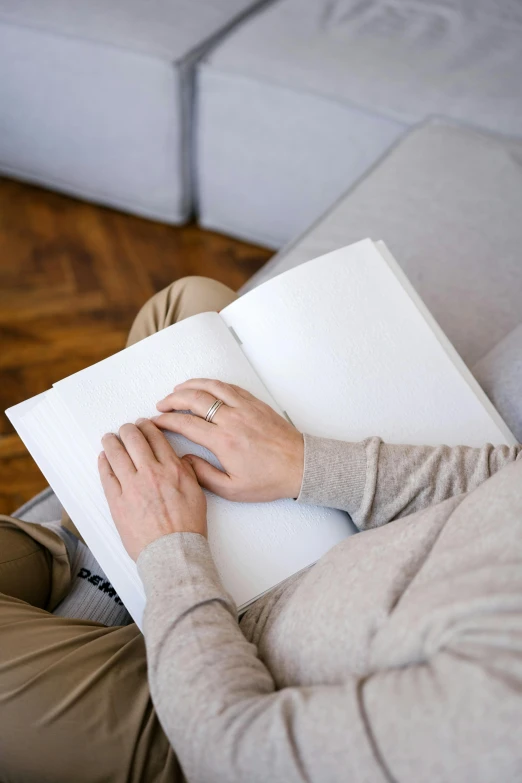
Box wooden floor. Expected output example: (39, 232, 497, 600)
(0, 177, 272, 515)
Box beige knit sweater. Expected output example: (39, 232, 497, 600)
(138, 436, 522, 783)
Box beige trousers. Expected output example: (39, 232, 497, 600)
(0, 277, 238, 783)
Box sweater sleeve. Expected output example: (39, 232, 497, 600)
(296, 434, 521, 529)
(137, 533, 389, 783)
(137, 531, 519, 783)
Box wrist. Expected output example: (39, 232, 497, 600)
(286, 432, 304, 499)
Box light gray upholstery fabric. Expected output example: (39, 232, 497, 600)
(206, 0, 522, 134)
(0, 26, 189, 222)
(24, 122, 522, 525)
(473, 325, 522, 442)
(197, 0, 522, 245)
(13, 487, 62, 524)
(242, 122, 522, 370)
(197, 67, 405, 248)
(0, 0, 270, 60)
(0, 0, 268, 223)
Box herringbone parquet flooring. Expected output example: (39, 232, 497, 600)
(0, 177, 271, 514)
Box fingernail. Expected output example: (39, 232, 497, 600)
(99, 451, 106, 459)
(151, 415, 160, 421)
(135, 417, 146, 424)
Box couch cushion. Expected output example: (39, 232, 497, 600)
(0, 0, 266, 223)
(0, 0, 265, 61)
(473, 324, 522, 442)
(207, 0, 522, 135)
(13, 487, 62, 524)
(197, 66, 405, 247)
(198, 0, 522, 245)
(241, 121, 522, 369)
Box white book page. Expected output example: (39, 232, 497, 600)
(9, 392, 146, 622)
(8, 312, 354, 628)
(53, 311, 280, 447)
(221, 239, 515, 447)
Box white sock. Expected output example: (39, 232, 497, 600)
(41, 522, 132, 626)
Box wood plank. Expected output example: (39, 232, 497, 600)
(0, 176, 272, 514)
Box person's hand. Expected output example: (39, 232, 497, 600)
(98, 419, 207, 561)
(153, 378, 304, 503)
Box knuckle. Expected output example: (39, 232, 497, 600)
(221, 430, 237, 449)
(141, 461, 155, 477)
(156, 413, 174, 431)
(180, 461, 193, 479)
(179, 456, 193, 473)
(180, 413, 193, 428)
(146, 468, 163, 488)
(119, 423, 136, 438)
(228, 409, 243, 426)
(167, 463, 183, 484)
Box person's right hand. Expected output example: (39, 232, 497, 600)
(152, 378, 304, 503)
(98, 419, 207, 562)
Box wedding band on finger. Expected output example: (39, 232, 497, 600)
(204, 398, 225, 423)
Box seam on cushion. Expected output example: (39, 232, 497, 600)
(177, 61, 196, 222)
(0, 2, 277, 64)
(198, 61, 416, 126)
(199, 61, 522, 138)
(471, 323, 522, 369)
(0, 15, 184, 62)
(179, 0, 277, 71)
(0, 162, 187, 224)
(200, 19, 522, 128)
(0, 2, 278, 229)
(176, 1, 281, 220)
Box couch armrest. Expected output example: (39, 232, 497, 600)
(473, 324, 522, 442)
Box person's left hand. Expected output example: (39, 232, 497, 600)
(152, 378, 304, 503)
(98, 418, 207, 561)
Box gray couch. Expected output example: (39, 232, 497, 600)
(4, 1, 522, 524)
(197, 0, 522, 247)
(2, 0, 521, 241)
(14, 119, 522, 523)
(0, 0, 270, 223)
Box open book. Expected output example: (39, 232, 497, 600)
(7, 239, 516, 628)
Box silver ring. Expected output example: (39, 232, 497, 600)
(204, 398, 224, 423)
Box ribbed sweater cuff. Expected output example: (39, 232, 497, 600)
(296, 434, 368, 516)
(137, 532, 235, 626)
